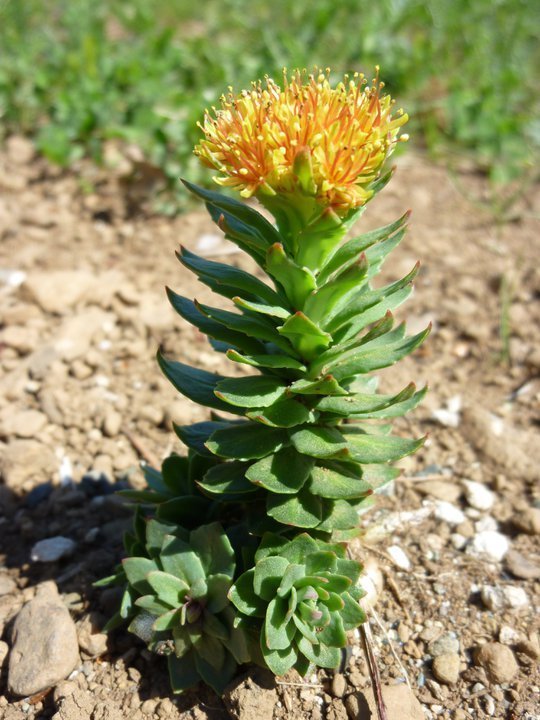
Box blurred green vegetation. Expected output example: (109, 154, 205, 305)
(1, 0, 538, 210)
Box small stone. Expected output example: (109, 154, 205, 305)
(77, 613, 108, 657)
(92, 454, 114, 481)
(0, 439, 56, 490)
(505, 549, 540, 580)
(0, 326, 37, 355)
(480, 585, 528, 611)
(331, 673, 347, 698)
(499, 626, 521, 645)
(0, 409, 48, 438)
(432, 653, 460, 685)
(450, 533, 467, 550)
(141, 699, 159, 715)
(434, 501, 466, 525)
(31, 537, 77, 563)
(7, 583, 79, 696)
(416, 480, 461, 503)
(467, 531, 509, 562)
(23, 271, 97, 314)
(517, 638, 540, 660)
(462, 480, 495, 511)
(428, 633, 460, 657)
(474, 516, 498, 533)
(474, 643, 519, 684)
(387, 545, 411, 570)
(512, 506, 540, 535)
(0, 639, 9, 668)
(0, 575, 17, 596)
(6, 136, 35, 164)
(139, 405, 164, 426)
(102, 410, 122, 437)
(502, 586, 528, 609)
(359, 683, 424, 720)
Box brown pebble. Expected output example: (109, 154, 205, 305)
(517, 638, 540, 660)
(331, 673, 347, 698)
(505, 549, 540, 580)
(474, 643, 519, 684)
(432, 653, 460, 685)
(513, 507, 540, 535)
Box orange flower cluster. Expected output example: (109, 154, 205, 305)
(195, 69, 408, 214)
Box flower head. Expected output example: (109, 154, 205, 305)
(195, 68, 408, 215)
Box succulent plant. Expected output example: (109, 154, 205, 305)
(229, 533, 366, 675)
(101, 518, 251, 694)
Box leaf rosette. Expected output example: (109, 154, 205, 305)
(104, 519, 250, 695)
(229, 534, 365, 675)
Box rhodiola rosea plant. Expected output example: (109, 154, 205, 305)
(98, 68, 429, 695)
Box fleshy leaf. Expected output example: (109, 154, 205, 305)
(266, 489, 324, 528)
(206, 422, 287, 460)
(229, 569, 266, 617)
(246, 447, 314, 494)
(215, 375, 286, 408)
(253, 556, 290, 600)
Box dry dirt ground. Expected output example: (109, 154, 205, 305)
(0, 136, 539, 720)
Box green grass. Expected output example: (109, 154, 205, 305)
(1, 0, 538, 210)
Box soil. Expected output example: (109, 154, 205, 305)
(0, 136, 539, 720)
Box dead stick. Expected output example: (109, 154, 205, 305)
(360, 621, 388, 720)
(122, 428, 160, 468)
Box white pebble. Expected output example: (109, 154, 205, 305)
(502, 586, 528, 608)
(467, 531, 509, 562)
(387, 545, 412, 570)
(475, 516, 498, 533)
(463, 480, 495, 511)
(499, 625, 521, 644)
(434, 501, 466, 525)
(450, 533, 467, 550)
(31, 537, 77, 563)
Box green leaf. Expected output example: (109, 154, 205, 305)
(314, 383, 416, 416)
(290, 426, 348, 459)
(189, 523, 235, 578)
(247, 397, 315, 427)
(156, 496, 211, 526)
(146, 571, 189, 606)
(152, 607, 181, 630)
(160, 536, 206, 586)
(227, 349, 306, 372)
(289, 376, 348, 396)
(316, 612, 347, 648)
(319, 574, 352, 594)
(174, 421, 227, 457)
(206, 422, 287, 460)
(167, 289, 265, 354)
(197, 301, 293, 353)
(296, 636, 341, 668)
(325, 326, 431, 381)
(304, 551, 337, 576)
(326, 263, 419, 336)
(168, 651, 200, 693)
(122, 557, 158, 594)
(246, 447, 314, 494)
(335, 559, 362, 584)
(266, 243, 317, 308)
(266, 489, 323, 528)
(315, 500, 359, 531)
(279, 534, 320, 564)
(233, 297, 290, 319)
(198, 461, 258, 497)
(179, 246, 285, 306)
(277, 564, 306, 598)
(253, 556, 290, 600)
(206, 574, 232, 613)
(183, 180, 281, 250)
(261, 626, 298, 676)
(278, 312, 332, 360)
(229, 569, 266, 617)
(303, 255, 368, 325)
(203, 611, 229, 642)
(254, 533, 289, 562)
(309, 465, 372, 499)
(135, 594, 174, 615)
(157, 353, 239, 414)
(195, 648, 237, 695)
(344, 431, 425, 463)
(161, 455, 191, 494)
(318, 212, 409, 283)
(340, 591, 366, 630)
(172, 626, 192, 657)
(361, 464, 401, 489)
(215, 375, 286, 408)
(265, 596, 297, 650)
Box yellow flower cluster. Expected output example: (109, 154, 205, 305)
(195, 69, 408, 214)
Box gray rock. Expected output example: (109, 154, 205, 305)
(428, 632, 460, 657)
(8, 583, 79, 696)
(31, 537, 77, 563)
(474, 643, 519, 684)
(432, 653, 460, 685)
